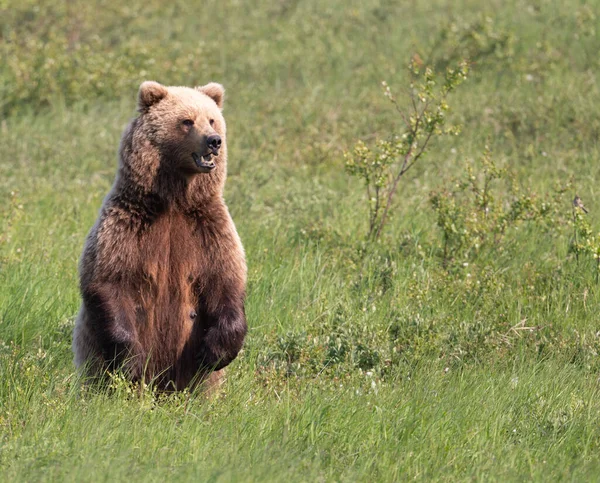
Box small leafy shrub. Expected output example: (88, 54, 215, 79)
(344, 59, 468, 240)
(429, 147, 569, 267)
(353, 343, 381, 370)
(426, 14, 514, 70)
(324, 335, 350, 366)
(254, 304, 397, 379)
(570, 196, 600, 281)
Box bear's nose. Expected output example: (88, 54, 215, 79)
(207, 134, 221, 153)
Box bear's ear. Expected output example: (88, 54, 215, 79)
(138, 81, 168, 112)
(197, 82, 225, 109)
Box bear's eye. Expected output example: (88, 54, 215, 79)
(182, 119, 194, 127)
(209, 119, 215, 127)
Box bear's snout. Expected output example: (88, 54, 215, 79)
(207, 134, 221, 154)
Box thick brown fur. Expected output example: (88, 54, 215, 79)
(73, 81, 247, 391)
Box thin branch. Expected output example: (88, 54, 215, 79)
(410, 90, 418, 117)
(373, 184, 381, 236)
(389, 96, 411, 128)
(373, 120, 437, 240)
(400, 129, 434, 176)
(374, 144, 415, 239)
(365, 171, 374, 235)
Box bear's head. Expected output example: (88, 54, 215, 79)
(136, 81, 226, 176)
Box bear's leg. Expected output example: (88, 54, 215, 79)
(72, 306, 104, 379)
(78, 284, 147, 383)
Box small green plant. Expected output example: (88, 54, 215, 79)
(426, 14, 515, 71)
(569, 196, 600, 281)
(430, 147, 569, 267)
(345, 59, 469, 240)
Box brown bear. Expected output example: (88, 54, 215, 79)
(72, 81, 247, 391)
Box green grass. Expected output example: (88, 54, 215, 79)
(2, 0, 600, 480)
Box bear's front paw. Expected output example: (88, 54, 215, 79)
(196, 316, 247, 371)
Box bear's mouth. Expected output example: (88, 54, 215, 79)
(191, 152, 216, 173)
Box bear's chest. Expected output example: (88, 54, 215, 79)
(139, 211, 205, 282)
(131, 211, 204, 357)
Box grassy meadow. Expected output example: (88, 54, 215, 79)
(2, 0, 600, 480)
